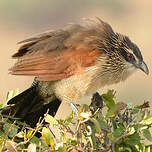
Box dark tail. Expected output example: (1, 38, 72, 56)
(1, 83, 61, 127)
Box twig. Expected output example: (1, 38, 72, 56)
(15, 110, 49, 149)
(59, 121, 75, 136)
(1, 120, 16, 151)
(111, 133, 130, 152)
(46, 124, 58, 144)
(100, 127, 111, 133)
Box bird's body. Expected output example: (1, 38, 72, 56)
(2, 18, 148, 126)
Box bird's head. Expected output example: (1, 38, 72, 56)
(95, 19, 149, 76)
(113, 34, 149, 75)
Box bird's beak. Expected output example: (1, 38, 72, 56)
(139, 61, 149, 75)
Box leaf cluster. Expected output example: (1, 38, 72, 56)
(0, 89, 152, 152)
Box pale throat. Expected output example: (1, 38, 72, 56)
(121, 62, 137, 81)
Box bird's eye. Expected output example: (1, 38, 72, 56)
(127, 53, 134, 59)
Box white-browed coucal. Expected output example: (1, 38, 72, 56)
(2, 18, 149, 126)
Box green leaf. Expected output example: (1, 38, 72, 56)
(125, 133, 141, 146)
(122, 147, 132, 152)
(27, 129, 34, 139)
(3, 123, 11, 133)
(106, 107, 117, 117)
(140, 115, 152, 125)
(102, 90, 115, 100)
(128, 127, 136, 135)
(16, 131, 24, 138)
(71, 140, 77, 146)
(64, 115, 73, 125)
(42, 127, 54, 148)
(3, 123, 18, 138)
(0, 131, 5, 136)
(88, 135, 98, 149)
(102, 90, 116, 108)
(145, 146, 151, 152)
(107, 133, 115, 142)
(0, 134, 6, 145)
(30, 136, 41, 145)
(135, 143, 145, 152)
(102, 90, 117, 117)
(6, 88, 19, 101)
(45, 114, 58, 125)
(56, 144, 67, 152)
(143, 129, 152, 142)
(111, 118, 117, 130)
(132, 108, 139, 114)
(91, 118, 103, 133)
(9, 127, 18, 138)
(98, 119, 108, 129)
(0, 104, 3, 108)
(113, 128, 124, 138)
(145, 145, 152, 152)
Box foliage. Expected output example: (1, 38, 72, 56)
(0, 89, 152, 152)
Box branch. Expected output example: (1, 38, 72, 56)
(15, 110, 49, 149)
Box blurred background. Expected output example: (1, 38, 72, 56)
(0, 0, 151, 116)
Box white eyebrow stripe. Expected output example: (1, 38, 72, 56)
(125, 48, 139, 61)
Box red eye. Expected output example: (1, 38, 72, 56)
(127, 53, 134, 59)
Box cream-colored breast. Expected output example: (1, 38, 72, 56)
(53, 65, 102, 103)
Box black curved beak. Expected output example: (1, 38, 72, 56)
(139, 61, 149, 75)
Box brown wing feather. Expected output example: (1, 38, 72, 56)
(10, 47, 101, 81)
(10, 19, 113, 81)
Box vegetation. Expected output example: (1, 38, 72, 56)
(0, 89, 152, 152)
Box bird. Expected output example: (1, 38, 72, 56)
(1, 18, 149, 127)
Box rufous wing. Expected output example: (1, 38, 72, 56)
(10, 29, 101, 81)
